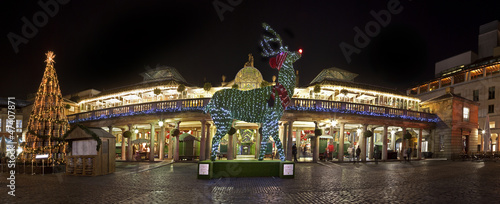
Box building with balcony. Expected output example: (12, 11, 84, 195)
(63, 53, 449, 162)
(408, 20, 500, 153)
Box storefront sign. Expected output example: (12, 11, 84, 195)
(283, 164, 294, 175)
(199, 164, 209, 175)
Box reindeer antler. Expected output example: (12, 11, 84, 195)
(260, 23, 288, 57)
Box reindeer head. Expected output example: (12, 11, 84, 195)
(260, 23, 301, 65)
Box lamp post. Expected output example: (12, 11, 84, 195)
(481, 129, 485, 152)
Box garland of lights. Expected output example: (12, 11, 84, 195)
(68, 107, 205, 123)
(205, 23, 302, 161)
(285, 106, 440, 123)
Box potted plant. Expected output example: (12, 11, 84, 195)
(315, 129, 322, 136)
(404, 132, 413, 140)
(314, 84, 321, 94)
(123, 131, 132, 138)
(153, 88, 162, 95)
(340, 89, 348, 95)
(364, 130, 373, 137)
(177, 84, 185, 98)
(171, 129, 180, 137)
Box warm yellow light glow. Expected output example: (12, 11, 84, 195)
(45, 51, 55, 64)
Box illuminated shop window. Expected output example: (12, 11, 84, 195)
(463, 107, 470, 122)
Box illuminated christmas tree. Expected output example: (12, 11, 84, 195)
(25, 51, 69, 162)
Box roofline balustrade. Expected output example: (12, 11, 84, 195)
(67, 98, 439, 123)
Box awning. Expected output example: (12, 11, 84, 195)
(104, 98, 121, 103)
(132, 138, 149, 144)
(123, 95, 141, 100)
(357, 94, 376, 100)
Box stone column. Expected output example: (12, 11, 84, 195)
(228, 133, 234, 160)
(206, 124, 213, 159)
(159, 125, 165, 160)
(361, 124, 368, 162)
(174, 121, 180, 161)
(167, 127, 173, 159)
(369, 128, 375, 159)
(200, 120, 206, 161)
(313, 122, 319, 162)
(286, 121, 293, 161)
(401, 128, 407, 161)
(149, 123, 155, 162)
(481, 132, 484, 152)
(127, 124, 133, 161)
(296, 128, 301, 160)
(338, 122, 345, 161)
(418, 128, 422, 160)
(107, 126, 114, 161)
(121, 128, 126, 160)
(391, 129, 396, 150)
(382, 125, 388, 161)
(283, 123, 288, 159)
(255, 125, 261, 159)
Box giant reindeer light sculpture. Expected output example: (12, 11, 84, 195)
(205, 23, 301, 161)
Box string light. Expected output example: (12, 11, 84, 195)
(286, 106, 440, 123)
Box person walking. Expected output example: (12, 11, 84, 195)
(356, 146, 361, 163)
(292, 144, 298, 162)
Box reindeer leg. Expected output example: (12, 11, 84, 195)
(269, 120, 286, 161)
(259, 128, 271, 161)
(210, 118, 232, 161)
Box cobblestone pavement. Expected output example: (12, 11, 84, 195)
(2, 160, 500, 203)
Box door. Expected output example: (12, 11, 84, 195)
(102, 140, 109, 174)
(462, 135, 469, 153)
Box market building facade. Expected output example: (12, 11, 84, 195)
(63, 55, 449, 162)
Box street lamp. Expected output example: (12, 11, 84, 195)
(158, 120, 164, 127)
(331, 120, 337, 128)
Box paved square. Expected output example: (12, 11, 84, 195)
(2, 160, 500, 203)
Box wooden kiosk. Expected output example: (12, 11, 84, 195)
(65, 125, 116, 176)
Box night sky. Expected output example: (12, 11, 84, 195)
(2, 1, 500, 99)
